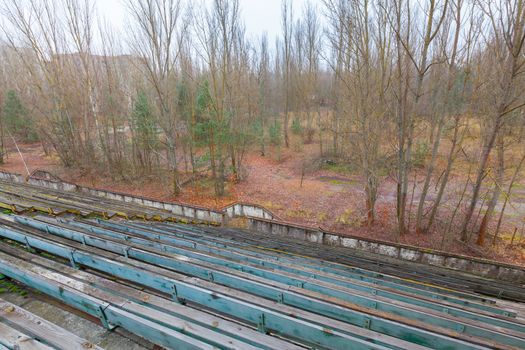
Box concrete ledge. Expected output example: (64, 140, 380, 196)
(2, 169, 524, 283)
(246, 216, 525, 284)
(0, 171, 24, 183)
(0, 170, 276, 224)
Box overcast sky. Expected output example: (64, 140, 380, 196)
(96, 0, 315, 43)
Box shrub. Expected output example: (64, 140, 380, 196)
(291, 118, 303, 135)
(413, 141, 429, 168)
(2, 90, 38, 142)
(269, 120, 281, 146)
(304, 127, 315, 144)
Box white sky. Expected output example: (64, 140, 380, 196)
(96, 0, 316, 43)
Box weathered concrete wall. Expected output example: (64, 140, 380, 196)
(247, 217, 525, 284)
(0, 171, 24, 183)
(0, 170, 275, 224)
(28, 178, 78, 192)
(2, 169, 523, 283)
(225, 203, 276, 221)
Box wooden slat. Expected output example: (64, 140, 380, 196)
(0, 243, 300, 350)
(0, 299, 102, 350)
(0, 222, 424, 350)
(0, 322, 54, 350)
(0, 254, 224, 350)
(37, 216, 525, 348)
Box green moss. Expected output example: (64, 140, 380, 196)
(328, 179, 357, 185)
(0, 278, 28, 296)
(511, 182, 525, 190)
(321, 162, 351, 174)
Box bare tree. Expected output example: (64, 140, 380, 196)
(125, 0, 187, 194)
(460, 0, 525, 244)
(387, 0, 449, 235)
(193, 0, 246, 196)
(323, 0, 394, 225)
(281, 0, 293, 148)
(415, 0, 472, 234)
(1, 0, 93, 166)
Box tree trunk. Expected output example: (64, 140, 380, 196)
(365, 171, 377, 225)
(0, 108, 4, 165)
(460, 114, 504, 241)
(426, 116, 461, 231)
(477, 133, 504, 245)
(230, 144, 238, 182)
(416, 117, 444, 234)
(492, 152, 525, 244)
(460, 0, 524, 241)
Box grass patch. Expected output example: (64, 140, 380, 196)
(336, 208, 361, 227)
(188, 177, 234, 198)
(328, 179, 357, 186)
(317, 211, 329, 222)
(259, 201, 284, 211)
(286, 208, 315, 220)
(511, 182, 525, 190)
(320, 161, 357, 175)
(0, 277, 28, 297)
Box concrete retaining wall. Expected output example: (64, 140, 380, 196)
(0, 170, 275, 224)
(247, 217, 525, 284)
(77, 186, 225, 223)
(28, 178, 78, 192)
(225, 203, 276, 220)
(23, 176, 226, 223)
(2, 169, 523, 283)
(0, 171, 24, 183)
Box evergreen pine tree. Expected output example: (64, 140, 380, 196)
(131, 91, 158, 170)
(131, 91, 158, 151)
(1, 90, 37, 142)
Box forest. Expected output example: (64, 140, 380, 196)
(0, 0, 524, 262)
